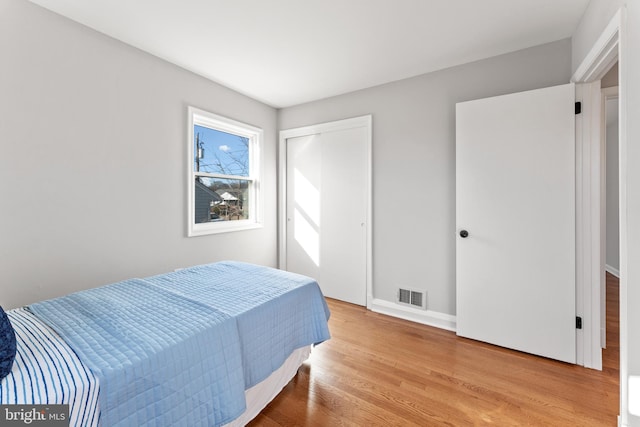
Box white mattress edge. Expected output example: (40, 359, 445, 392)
(223, 345, 312, 426)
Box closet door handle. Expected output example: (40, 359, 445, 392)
(459, 230, 469, 238)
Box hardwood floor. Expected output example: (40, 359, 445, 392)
(249, 274, 620, 426)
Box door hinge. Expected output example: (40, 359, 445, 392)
(575, 102, 582, 115)
(576, 316, 583, 329)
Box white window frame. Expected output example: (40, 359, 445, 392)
(187, 106, 263, 236)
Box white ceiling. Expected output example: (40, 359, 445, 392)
(29, 0, 590, 108)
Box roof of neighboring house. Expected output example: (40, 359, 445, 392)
(195, 180, 222, 201)
(218, 191, 238, 201)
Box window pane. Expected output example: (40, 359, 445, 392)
(194, 177, 249, 223)
(194, 125, 250, 177)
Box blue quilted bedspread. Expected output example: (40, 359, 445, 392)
(29, 279, 247, 427)
(145, 261, 332, 387)
(27, 262, 331, 426)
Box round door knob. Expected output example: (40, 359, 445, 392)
(459, 230, 469, 238)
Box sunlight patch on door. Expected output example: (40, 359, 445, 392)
(294, 169, 320, 226)
(294, 209, 319, 266)
(292, 167, 320, 266)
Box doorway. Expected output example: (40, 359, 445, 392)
(601, 75, 619, 349)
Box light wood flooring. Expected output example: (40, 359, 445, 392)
(249, 274, 620, 426)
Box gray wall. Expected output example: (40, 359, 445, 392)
(0, 0, 278, 309)
(602, 62, 619, 88)
(279, 39, 572, 316)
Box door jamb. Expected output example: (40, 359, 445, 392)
(574, 80, 603, 370)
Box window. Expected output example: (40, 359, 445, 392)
(188, 107, 262, 236)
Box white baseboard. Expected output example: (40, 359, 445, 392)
(370, 298, 457, 332)
(606, 264, 621, 278)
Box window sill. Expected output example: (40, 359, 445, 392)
(188, 220, 263, 237)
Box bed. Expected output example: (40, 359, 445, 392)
(0, 261, 331, 426)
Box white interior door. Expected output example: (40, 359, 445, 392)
(456, 83, 576, 364)
(284, 123, 368, 306)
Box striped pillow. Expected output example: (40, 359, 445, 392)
(0, 306, 16, 380)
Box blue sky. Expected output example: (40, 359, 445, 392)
(194, 125, 249, 177)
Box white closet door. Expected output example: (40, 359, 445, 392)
(285, 125, 367, 306)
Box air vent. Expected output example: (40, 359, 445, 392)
(397, 288, 426, 309)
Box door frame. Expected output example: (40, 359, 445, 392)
(278, 115, 373, 308)
(571, 5, 626, 419)
(574, 79, 603, 370)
